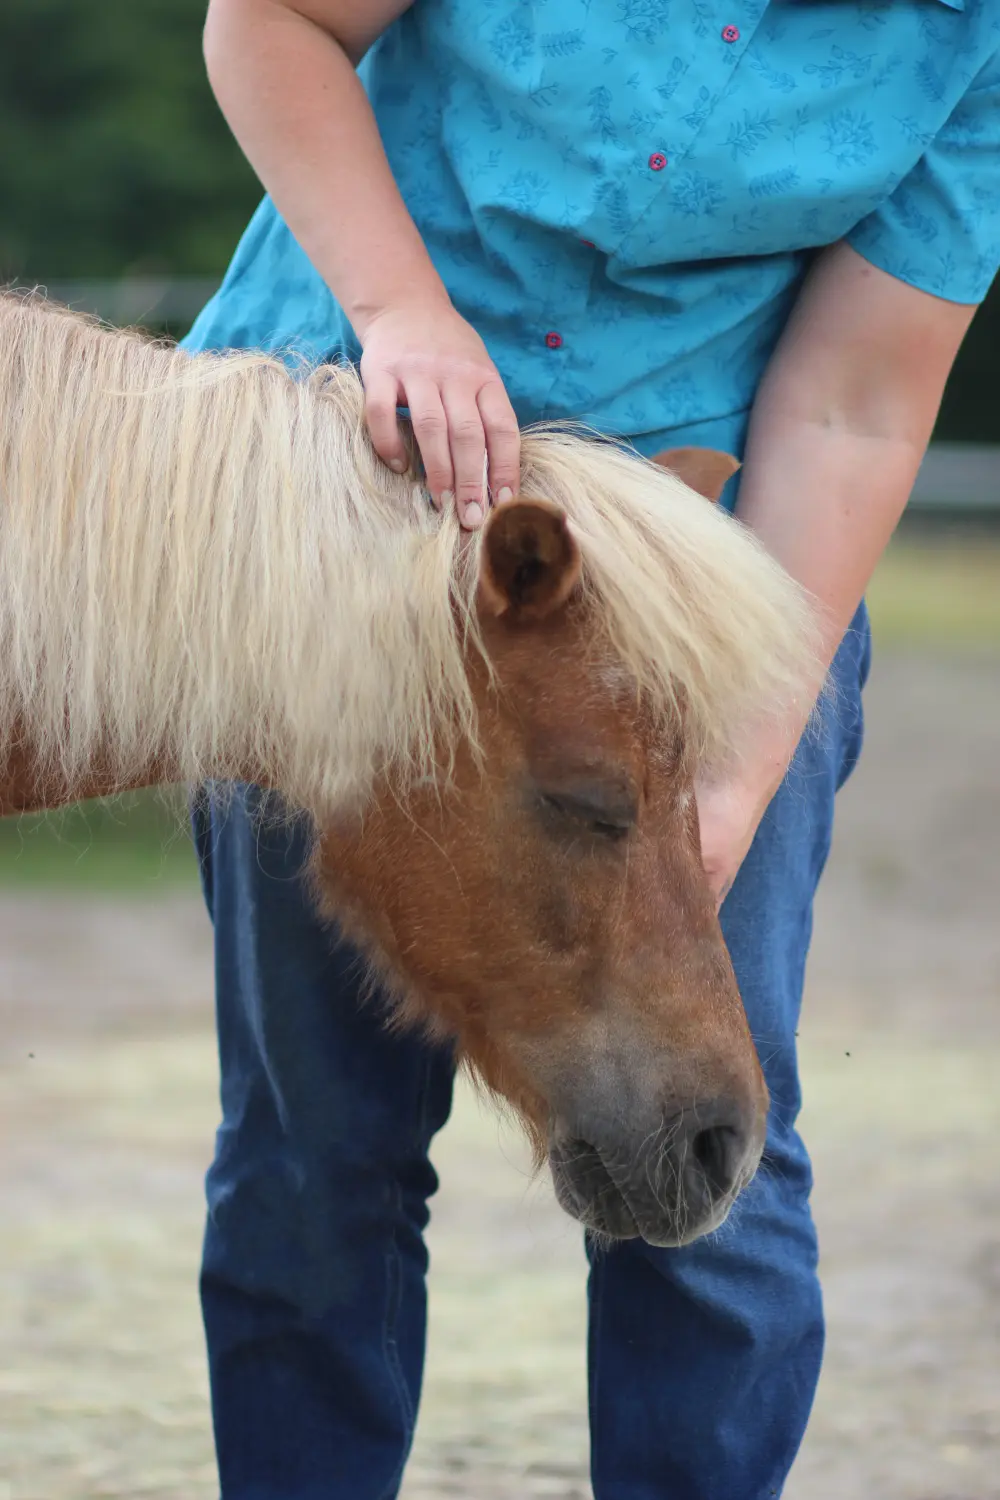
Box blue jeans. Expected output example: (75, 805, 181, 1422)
(193, 603, 871, 1500)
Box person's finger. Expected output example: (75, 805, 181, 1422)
(441, 383, 489, 528)
(477, 379, 521, 505)
(404, 379, 454, 505)
(363, 367, 409, 473)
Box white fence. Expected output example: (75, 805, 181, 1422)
(909, 444, 999, 513)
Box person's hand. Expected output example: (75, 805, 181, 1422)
(694, 701, 814, 908)
(694, 771, 779, 910)
(359, 298, 521, 529)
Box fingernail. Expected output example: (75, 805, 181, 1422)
(497, 486, 514, 505)
(388, 458, 405, 473)
(464, 501, 484, 527)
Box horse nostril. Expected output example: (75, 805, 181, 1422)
(691, 1122, 742, 1198)
(550, 1096, 762, 1245)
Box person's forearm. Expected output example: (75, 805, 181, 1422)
(736, 404, 923, 675)
(729, 407, 921, 786)
(692, 404, 923, 897)
(204, 0, 523, 522)
(203, 0, 447, 336)
(737, 246, 975, 665)
(728, 245, 975, 781)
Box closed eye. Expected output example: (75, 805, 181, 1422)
(537, 788, 637, 842)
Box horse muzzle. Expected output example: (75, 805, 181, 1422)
(547, 1096, 766, 1247)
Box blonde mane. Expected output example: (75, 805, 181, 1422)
(0, 291, 817, 815)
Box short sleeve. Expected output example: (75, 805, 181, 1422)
(847, 49, 1000, 306)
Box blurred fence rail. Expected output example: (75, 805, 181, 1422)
(909, 443, 999, 514)
(12, 278, 1000, 515)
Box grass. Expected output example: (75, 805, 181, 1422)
(0, 790, 198, 891)
(865, 532, 1000, 647)
(0, 534, 997, 892)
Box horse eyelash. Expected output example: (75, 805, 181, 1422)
(537, 792, 633, 842)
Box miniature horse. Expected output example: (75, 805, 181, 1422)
(0, 292, 818, 1246)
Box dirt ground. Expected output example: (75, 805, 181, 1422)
(2, 647, 1000, 1500)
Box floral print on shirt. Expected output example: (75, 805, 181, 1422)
(185, 0, 1000, 440)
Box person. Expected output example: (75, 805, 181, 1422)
(182, 2, 1000, 1496)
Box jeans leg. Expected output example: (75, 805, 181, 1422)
(587, 607, 871, 1500)
(192, 787, 455, 1500)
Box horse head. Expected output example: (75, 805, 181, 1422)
(0, 296, 815, 1247)
(314, 447, 772, 1249)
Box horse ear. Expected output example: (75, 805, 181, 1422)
(650, 447, 740, 504)
(478, 498, 582, 622)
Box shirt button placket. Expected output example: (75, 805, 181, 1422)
(628, 151, 670, 268)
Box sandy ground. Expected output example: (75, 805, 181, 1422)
(2, 647, 1000, 1500)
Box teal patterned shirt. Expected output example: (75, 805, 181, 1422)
(186, 0, 1000, 452)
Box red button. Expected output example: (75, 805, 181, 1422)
(648, 151, 668, 171)
(545, 331, 563, 350)
(722, 23, 740, 41)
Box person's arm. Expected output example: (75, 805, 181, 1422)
(697, 241, 977, 904)
(203, 0, 520, 525)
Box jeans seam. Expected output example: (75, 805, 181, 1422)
(376, 1202, 416, 1500)
(375, 1049, 436, 1500)
(588, 1244, 607, 1497)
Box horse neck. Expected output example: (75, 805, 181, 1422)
(0, 295, 469, 819)
(0, 715, 176, 815)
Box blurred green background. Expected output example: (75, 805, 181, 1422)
(0, 0, 259, 288)
(0, 0, 997, 891)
